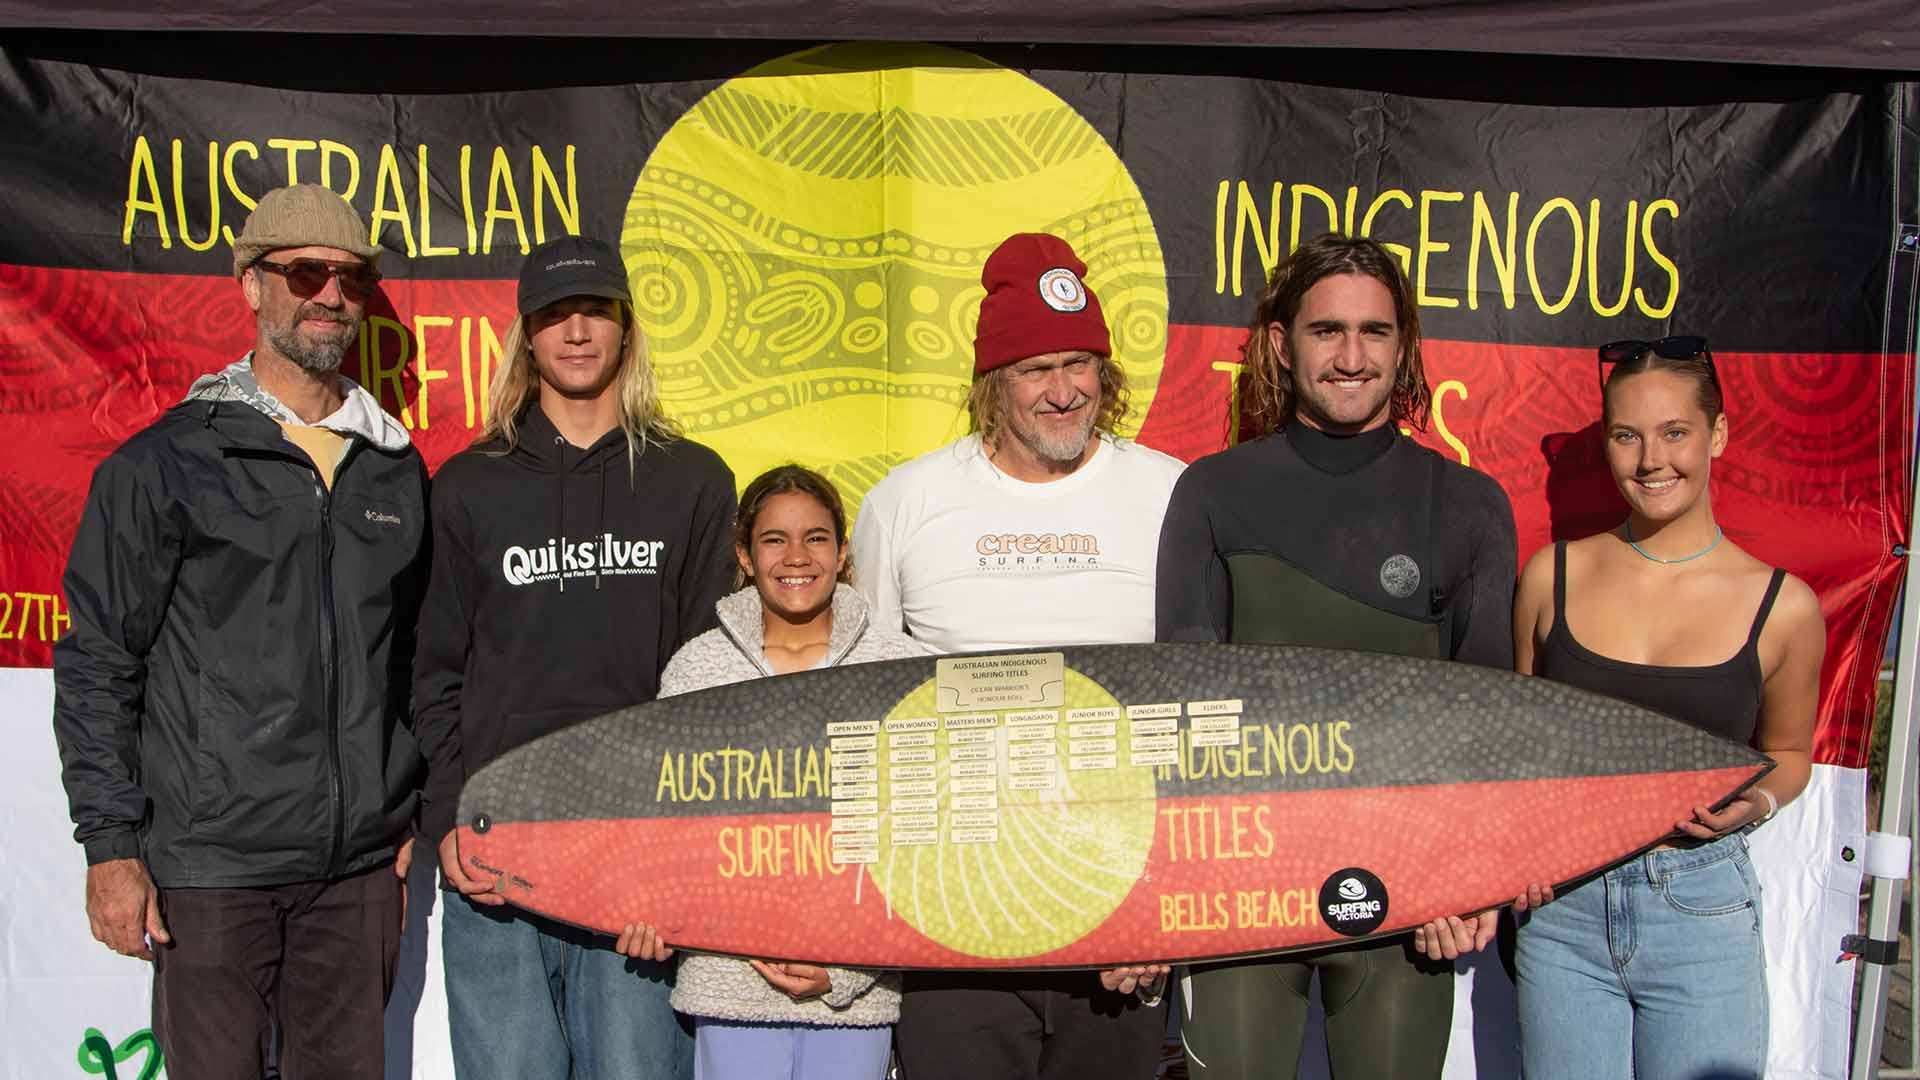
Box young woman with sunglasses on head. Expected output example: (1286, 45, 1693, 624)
(616, 464, 919, 1080)
(1509, 337, 1825, 1079)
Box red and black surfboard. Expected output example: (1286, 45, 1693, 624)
(454, 642, 1769, 969)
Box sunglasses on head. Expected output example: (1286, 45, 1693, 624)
(253, 257, 381, 302)
(1596, 335, 1716, 389)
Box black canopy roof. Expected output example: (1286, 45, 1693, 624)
(1, 0, 1915, 73)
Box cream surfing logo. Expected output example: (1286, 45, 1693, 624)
(975, 530, 1101, 570)
(502, 534, 668, 585)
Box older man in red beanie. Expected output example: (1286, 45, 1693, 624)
(850, 232, 1184, 1078)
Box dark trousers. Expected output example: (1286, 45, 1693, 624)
(1180, 937, 1455, 1079)
(894, 971, 1166, 1080)
(152, 862, 403, 1080)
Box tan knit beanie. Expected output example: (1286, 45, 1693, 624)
(231, 184, 381, 278)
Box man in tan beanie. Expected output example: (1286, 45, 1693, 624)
(53, 183, 426, 1079)
(849, 232, 1184, 1079)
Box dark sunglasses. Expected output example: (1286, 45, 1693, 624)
(1596, 335, 1716, 389)
(253, 257, 381, 302)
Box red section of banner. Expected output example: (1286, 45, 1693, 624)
(1, 266, 1908, 766)
(460, 768, 1759, 968)
(0, 266, 512, 673)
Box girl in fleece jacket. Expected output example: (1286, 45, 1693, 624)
(619, 464, 917, 1080)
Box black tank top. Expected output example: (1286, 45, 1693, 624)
(1539, 541, 1786, 744)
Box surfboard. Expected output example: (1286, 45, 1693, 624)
(453, 642, 1771, 969)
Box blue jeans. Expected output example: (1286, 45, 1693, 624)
(442, 892, 694, 1080)
(693, 1020, 892, 1080)
(1515, 833, 1768, 1080)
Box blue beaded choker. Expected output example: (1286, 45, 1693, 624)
(1625, 523, 1722, 564)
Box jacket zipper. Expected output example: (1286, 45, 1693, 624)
(318, 444, 358, 879)
(215, 414, 363, 881)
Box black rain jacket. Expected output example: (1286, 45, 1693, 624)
(53, 397, 428, 887)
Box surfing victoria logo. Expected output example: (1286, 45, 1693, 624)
(1318, 867, 1388, 936)
(502, 533, 668, 586)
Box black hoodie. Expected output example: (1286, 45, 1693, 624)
(412, 406, 736, 845)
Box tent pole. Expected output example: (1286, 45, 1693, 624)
(1852, 465, 1920, 1076)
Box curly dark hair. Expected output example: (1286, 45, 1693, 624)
(1241, 232, 1430, 438)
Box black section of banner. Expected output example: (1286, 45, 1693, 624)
(8, 31, 1892, 105)
(0, 36, 1911, 351)
(0, 52, 721, 286)
(2, 3, 1916, 72)
(458, 642, 1769, 826)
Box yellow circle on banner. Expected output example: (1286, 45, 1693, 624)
(621, 43, 1167, 516)
(866, 668, 1158, 959)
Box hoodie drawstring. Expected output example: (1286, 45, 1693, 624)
(201, 370, 233, 428)
(554, 435, 568, 593)
(595, 455, 609, 591)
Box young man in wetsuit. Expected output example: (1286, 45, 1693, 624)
(1154, 231, 1519, 1078)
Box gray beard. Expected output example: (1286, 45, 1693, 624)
(265, 312, 356, 374)
(1007, 409, 1096, 465)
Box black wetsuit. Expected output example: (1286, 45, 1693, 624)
(1155, 422, 1519, 1079)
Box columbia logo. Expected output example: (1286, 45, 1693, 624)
(365, 509, 402, 526)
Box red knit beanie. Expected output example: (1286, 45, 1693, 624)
(973, 233, 1111, 374)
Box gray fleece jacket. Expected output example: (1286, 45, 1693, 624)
(661, 583, 919, 1027)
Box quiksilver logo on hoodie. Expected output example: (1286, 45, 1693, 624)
(502, 534, 667, 586)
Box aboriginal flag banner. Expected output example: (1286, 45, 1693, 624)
(0, 37, 1914, 1077)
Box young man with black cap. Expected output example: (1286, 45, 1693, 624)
(413, 234, 736, 1080)
(54, 183, 425, 1078)
(850, 232, 1184, 1079)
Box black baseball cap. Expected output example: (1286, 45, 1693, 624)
(517, 235, 631, 316)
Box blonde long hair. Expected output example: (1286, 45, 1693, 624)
(480, 300, 681, 465)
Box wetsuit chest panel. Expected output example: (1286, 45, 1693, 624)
(1225, 551, 1445, 660)
(1213, 433, 1450, 661)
